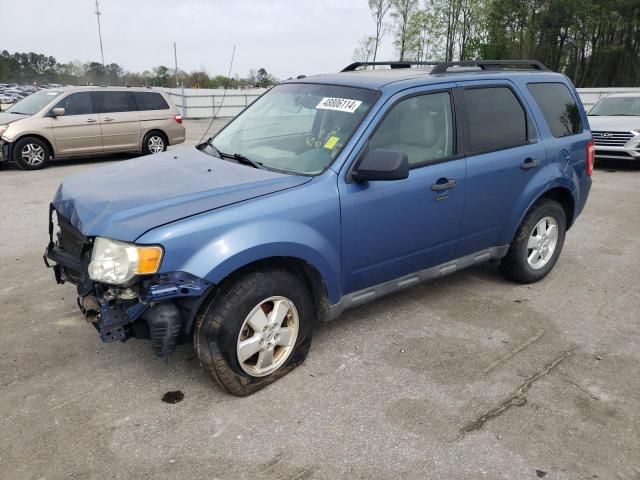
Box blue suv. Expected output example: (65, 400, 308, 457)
(45, 60, 593, 395)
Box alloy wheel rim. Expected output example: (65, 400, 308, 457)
(236, 296, 299, 377)
(21, 143, 45, 166)
(148, 136, 164, 153)
(527, 216, 559, 269)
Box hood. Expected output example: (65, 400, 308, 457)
(587, 115, 640, 132)
(0, 112, 29, 126)
(53, 148, 311, 241)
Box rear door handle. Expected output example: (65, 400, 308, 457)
(86, 118, 97, 123)
(103, 117, 114, 122)
(521, 158, 540, 170)
(431, 178, 457, 191)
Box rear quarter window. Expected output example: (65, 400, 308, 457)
(527, 83, 583, 137)
(134, 92, 170, 111)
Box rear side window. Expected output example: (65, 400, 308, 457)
(93, 91, 134, 113)
(528, 83, 583, 137)
(133, 92, 169, 111)
(55, 92, 93, 115)
(464, 87, 528, 153)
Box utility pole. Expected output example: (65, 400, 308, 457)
(94, 0, 105, 67)
(173, 41, 179, 88)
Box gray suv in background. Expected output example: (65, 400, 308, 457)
(587, 93, 640, 163)
(0, 87, 185, 170)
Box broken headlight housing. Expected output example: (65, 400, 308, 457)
(88, 237, 163, 285)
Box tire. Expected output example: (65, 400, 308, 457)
(499, 199, 567, 284)
(142, 131, 167, 155)
(194, 269, 314, 396)
(13, 136, 50, 170)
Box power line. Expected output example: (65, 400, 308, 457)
(94, 0, 105, 66)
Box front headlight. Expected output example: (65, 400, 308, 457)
(88, 237, 163, 285)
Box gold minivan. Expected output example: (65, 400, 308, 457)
(0, 86, 185, 170)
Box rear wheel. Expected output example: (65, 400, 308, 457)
(13, 136, 50, 170)
(194, 269, 314, 396)
(499, 199, 567, 283)
(142, 131, 167, 155)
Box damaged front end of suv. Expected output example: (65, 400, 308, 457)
(44, 204, 213, 359)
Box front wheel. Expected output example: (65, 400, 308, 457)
(13, 136, 51, 170)
(499, 199, 567, 283)
(194, 269, 314, 396)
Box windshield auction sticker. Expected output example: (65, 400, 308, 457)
(316, 97, 362, 114)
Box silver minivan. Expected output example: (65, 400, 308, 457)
(0, 86, 185, 170)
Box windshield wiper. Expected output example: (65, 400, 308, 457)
(196, 137, 223, 158)
(224, 152, 265, 169)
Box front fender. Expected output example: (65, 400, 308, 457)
(159, 219, 341, 304)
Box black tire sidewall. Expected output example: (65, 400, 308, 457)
(13, 137, 50, 170)
(196, 269, 314, 394)
(509, 200, 567, 282)
(142, 131, 167, 155)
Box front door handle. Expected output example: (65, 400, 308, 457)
(103, 117, 114, 122)
(431, 178, 457, 192)
(86, 118, 97, 123)
(521, 158, 540, 170)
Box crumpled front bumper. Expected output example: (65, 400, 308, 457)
(43, 205, 214, 357)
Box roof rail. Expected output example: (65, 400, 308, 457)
(430, 60, 547, 74)
(341, 59, 548, 74)
(341, 61, 440, 72)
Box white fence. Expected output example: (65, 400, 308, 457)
(158, 86, 640, 119)
(158, 87, 266, 119)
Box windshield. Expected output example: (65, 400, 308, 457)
(210, 83, 378, 175)
(589, 96, 640, 116)
(5, 90, 62, 115)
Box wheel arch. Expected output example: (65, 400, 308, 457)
(185, 255, 331, 334)
(143, 128, 168, 147)
(508, 184, 576, 245)
(12, 133, 56, 159)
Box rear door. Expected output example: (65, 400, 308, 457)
(50, 91, 103, 156)
(93, 91, 141, 152)
(454, 81, 548, 257)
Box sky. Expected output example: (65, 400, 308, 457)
(0, 0, 396, 79)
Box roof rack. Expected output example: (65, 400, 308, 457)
(341, 60, 548, 74)
(342, 61, 439, 72)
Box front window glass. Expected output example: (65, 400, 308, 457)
(589, 96, 640, 116)
(369, 92, 454, 166)
(210, 83, 378, 175)
(5, 90, 61, 115)
(54, 92, 93, 115)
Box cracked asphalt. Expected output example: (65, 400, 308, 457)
(0, 120, 639, 479)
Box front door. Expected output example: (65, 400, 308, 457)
(93, 91, 141, 152)
(50, 92, 103, 156)
(339, 87, 467, 294)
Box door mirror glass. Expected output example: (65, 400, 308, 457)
(352, 148, 409, 182)
(51, 107, 65, 117)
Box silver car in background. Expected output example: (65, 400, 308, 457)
(587, 93, 640, 163)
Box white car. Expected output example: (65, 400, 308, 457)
(587, 93, 640, 163)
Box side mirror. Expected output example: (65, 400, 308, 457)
(352, 148, 409, 182)
(51, 107, 65, 117)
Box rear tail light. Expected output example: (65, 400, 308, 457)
(174, 114, 182, 124)
(586, 140, 595, 176)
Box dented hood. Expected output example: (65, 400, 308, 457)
(53, 148, 310, 241)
